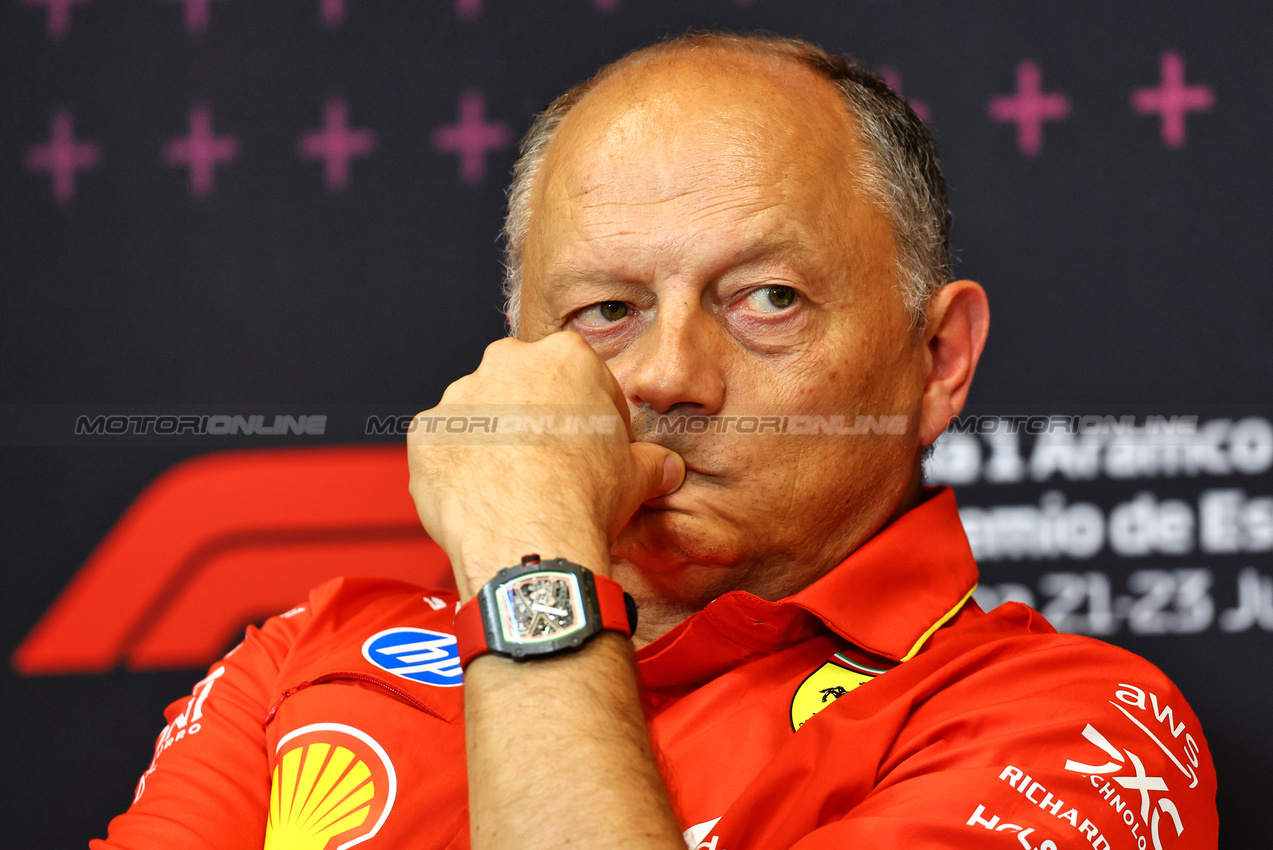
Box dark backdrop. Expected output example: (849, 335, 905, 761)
(2, 1, 1270, 846)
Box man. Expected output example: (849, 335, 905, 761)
(94, 33, 1218, 850)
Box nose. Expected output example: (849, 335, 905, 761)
(612, 295, 727, 415)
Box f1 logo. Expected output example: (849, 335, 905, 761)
(13, 447, 454, 675)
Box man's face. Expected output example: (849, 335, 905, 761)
(518, 51, 931, 605)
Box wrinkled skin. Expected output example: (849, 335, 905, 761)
(410, 48, 988, 644)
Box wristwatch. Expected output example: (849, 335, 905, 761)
(453, 555, 637, 668)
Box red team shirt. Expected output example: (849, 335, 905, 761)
(93, 488, 1219, 849)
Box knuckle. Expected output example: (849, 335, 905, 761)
(546, 332, 604, 372)
(438, 374, 477, 404)
(553, 330, 590, 351)
(483, 337, 520, 359)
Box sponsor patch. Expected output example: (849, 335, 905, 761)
(265, 722, 396, 850)
(966, 802, 1060, 850)
(362, 627, 464, 687)
(683, 816, 723, 850)
(1064, 723, 1186, 850)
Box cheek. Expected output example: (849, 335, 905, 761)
(823, 319, 923, 402)
(766, 344, 878, 407)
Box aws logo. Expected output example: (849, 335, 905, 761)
(266, 722, 397, 850)
(12, 447, 455, 675)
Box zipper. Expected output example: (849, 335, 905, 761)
(264, 670, 447, 725)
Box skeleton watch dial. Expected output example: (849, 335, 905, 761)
(495, 571, 586, 644)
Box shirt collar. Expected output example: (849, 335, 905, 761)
(784, 485, 978, 662)
(636, 486, 978, 690)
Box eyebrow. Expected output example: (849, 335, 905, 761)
(546, 234, 806, 290)
(716, 236, 803, 275)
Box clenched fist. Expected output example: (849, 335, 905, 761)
(407, 332, 685, 598)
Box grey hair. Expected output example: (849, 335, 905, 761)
(500, 32, 951, 335)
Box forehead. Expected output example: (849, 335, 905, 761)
(527, 50, 879, 270)
(558, 51, 851, 180)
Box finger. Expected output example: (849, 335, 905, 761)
(629, 441, 686, 500)
(547, 331, 632, 432)
(602, 362, 632, 433)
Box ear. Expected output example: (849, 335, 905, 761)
(917, 280, 990, 447)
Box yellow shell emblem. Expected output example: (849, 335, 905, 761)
(790, 662, 874, 731)
(264, 723, 397, 850)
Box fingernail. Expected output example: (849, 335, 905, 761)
(662, 454, 685, 494)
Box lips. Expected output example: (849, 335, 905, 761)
(638, 442, 714, 479)
(632, 430, 707, 471)
(645, 463, 718, 511)
(629, 411, 733, 481)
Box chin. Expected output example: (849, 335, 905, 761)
(612, 503, 744, 571)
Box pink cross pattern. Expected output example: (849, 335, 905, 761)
(593, 0, 620, 11)
(987, 60, 1071, 157)
(164, 104, 239, 199)
(455, 0, 480, 19)
(25, 110, 101, 205)
(163, 0, 220, 34)
(320, 0, 345, 27)
(298, 98, 377, 192)
(433, 91, 513, 186)
(878, 68, 932, 123)
(20, 0, 90, 41)
(1131, 52, 1214, 150)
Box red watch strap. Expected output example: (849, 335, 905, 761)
(594, 574, 632, 634)
(453, 596, 489, 669)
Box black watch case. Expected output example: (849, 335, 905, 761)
(474, 558, 610, 660)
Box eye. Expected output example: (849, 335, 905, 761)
(743, 285, 798, 313)
(576, 301, 630, 325)
(598, 301, 629, 321)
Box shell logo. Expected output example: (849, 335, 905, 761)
(264, 723, 397, 850)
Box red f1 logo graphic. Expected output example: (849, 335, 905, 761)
(13, 447, 454, 675)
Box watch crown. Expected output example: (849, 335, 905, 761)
(521, 554, 541, 565)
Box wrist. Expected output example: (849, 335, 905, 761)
(454, 556, 636, 669)
(452, 533, 611, 599)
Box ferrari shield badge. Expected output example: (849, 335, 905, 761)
(790, 650, 896, 731)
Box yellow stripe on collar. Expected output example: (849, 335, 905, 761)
(900, 584, 978, 662)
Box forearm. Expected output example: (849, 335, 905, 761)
(408, 333, 687, 849)
(464, 633, 684, 850)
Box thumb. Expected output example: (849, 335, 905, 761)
(629, 441, 686, 501)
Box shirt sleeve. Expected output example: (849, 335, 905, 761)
(790, 637, 1218, 850)
(89, 602, 310, 849)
